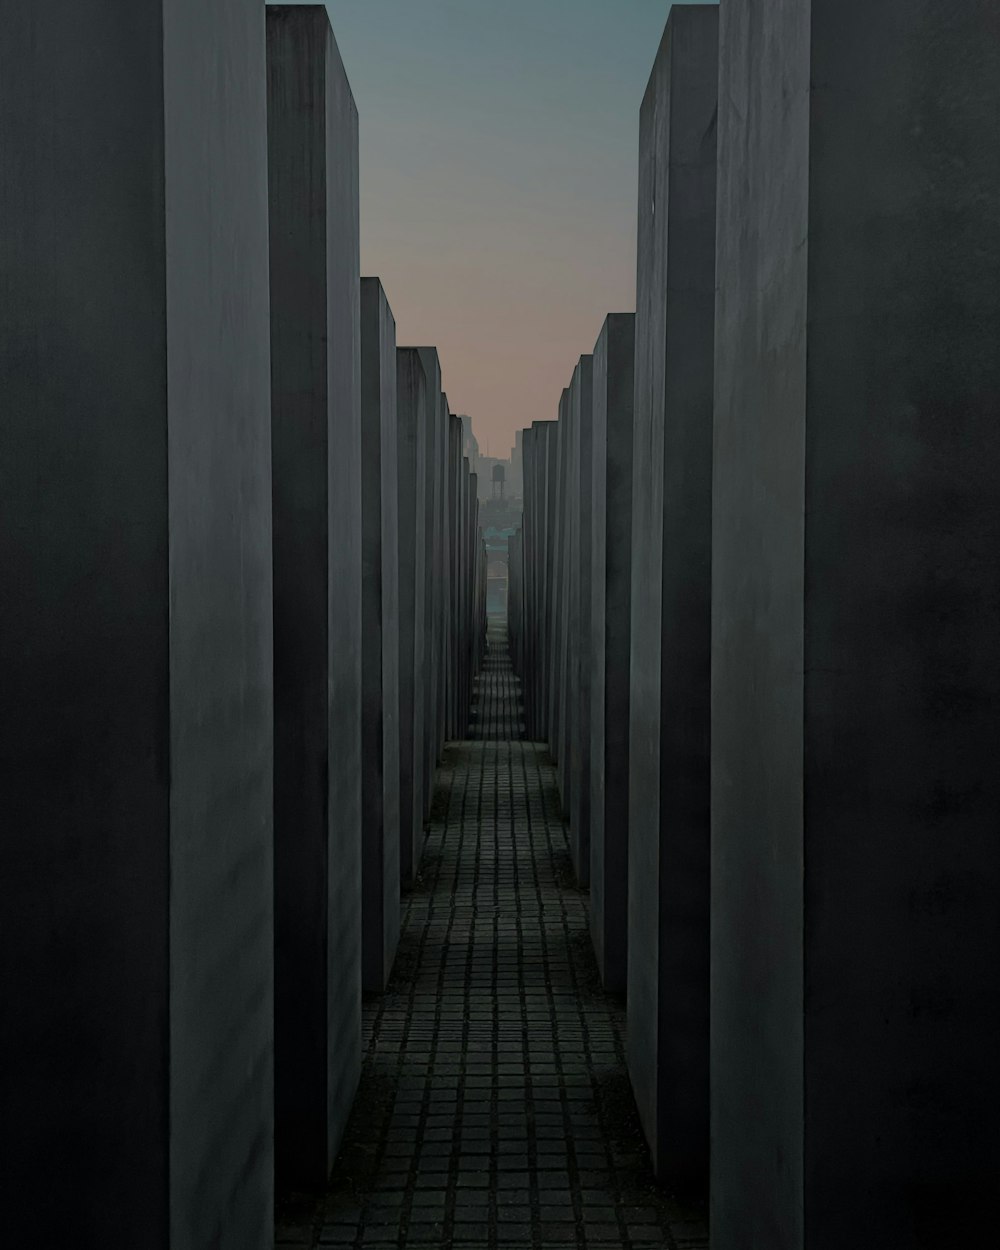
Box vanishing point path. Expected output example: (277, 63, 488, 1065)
(277, 625, 708, 1250)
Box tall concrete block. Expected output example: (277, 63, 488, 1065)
(590, 314, 635, 994)
(448, 414, 463, 736)
(397, 349, 428, 885)
(434, 394, 450, 759)
(713, 3, 1000, 1246)
(568, 356, 594, 886)
(267, 4, 362, 1188)
(0, 2, 273, 1243)
(461, 457, 473, 728)
(551, 389, 571, 790)
(521, 427, 538, 731)
(628, 5, 718, 1196)
(360, 278, 400, 992)
(537, 422, 560, 744)
(416, 348, 443, 801)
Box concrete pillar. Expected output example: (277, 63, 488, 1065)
(568, 356, 594, 886)
(590, 314, 635, 995)
(462, 457, 474, 730)
(712, 4, 1000, 1246)
(450, 415, 460, 735)
(416, 349, 443, 804)
(396, 349, 428, 886)
(360, 277, 400, 992)
(448, 414, 463, 737)
(543, 422, 561, 746)
(628, 4, 718, 1197)
(521, 428, 538, 733)
(267, 4, 362, 1189)
(549, 390, 569, 785)
(435, 394, 450, 759)
(0, 2, 273, 1242)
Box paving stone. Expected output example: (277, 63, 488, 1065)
(277, 627, 706, 1248)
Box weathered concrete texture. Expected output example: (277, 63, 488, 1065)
(590, 314, 635, 995)
(628, 4, 718, 1198)
(713, 3, 1000, 1247)
(267, 4, 362, 1189)
(568, 356, 594, 887)
(360, 278, 400, 993)
(396, 349, 428, 887)
(0, 2, 273, 1244)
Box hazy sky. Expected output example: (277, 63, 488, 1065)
(271, 2, 713, 457)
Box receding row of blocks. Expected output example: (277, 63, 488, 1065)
(511, 1, 999, 1244)
(0, 4, 485, 1244)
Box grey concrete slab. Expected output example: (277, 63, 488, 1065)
(628, 4, 717, 1197)
(415, 349, 443, 804)
(590, 314, 635, 995)
(549, 390, 569, 785)
(0, 2, 273, 1243)
(396, 349, 428, 886)
(520, 428, 537, 731)
(461, 457, 473, 730)
(360, 277, 400, 992)
(568, 356, 594, 886)
(543, 422, 561, 747)
(712, 4, 1000, 1247)
(448, 414, 463, 737)
(267, 4, 362, 1189)
(528, 422, 547, 741)
(537, 422, 560, 746)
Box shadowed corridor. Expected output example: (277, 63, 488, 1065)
(276, 624, 708, 1249)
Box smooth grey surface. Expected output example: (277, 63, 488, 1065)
(360, 277, 400, 993)
(0, 2, 273, 1243)
(434, 393, 449, 760)
(628, 4, 717, 1196)
(713, 3, 1000, 1247)
(568, 356, 594, 887)
(540, 422, 560, 747)
(547, 391, 566, 771)
(415, 348, 444, 803)
(396, 349, 428, 885)
(448, 415, 463, 736)
(267, 4, 361, 1188)
(520, 428, 537, 730)
(590, 314, 635, 995)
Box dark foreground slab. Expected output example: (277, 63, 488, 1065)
(712, 2, 1000, 1246)
(1, 2, 273, 1243)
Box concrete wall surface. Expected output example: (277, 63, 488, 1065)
(589, 313, 635, 995)
(0, 1, 274, 1243)
(360, 277, 400, 992)
(416, 348, 444, 804)
(712, 2, 1000, 1246)
(628, 3, 718, 1197)
(267, 3, 362, 1190)
(568, 355, 594, 886)
(397, 348, 428, 886)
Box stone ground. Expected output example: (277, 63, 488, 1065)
(276, 623, 708, 1249)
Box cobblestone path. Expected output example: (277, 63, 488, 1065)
(277, 628, 708, 1250)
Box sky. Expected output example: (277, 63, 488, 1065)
(269, 2, 714, 458)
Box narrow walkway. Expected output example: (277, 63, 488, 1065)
(278, 627, 707, 1249)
